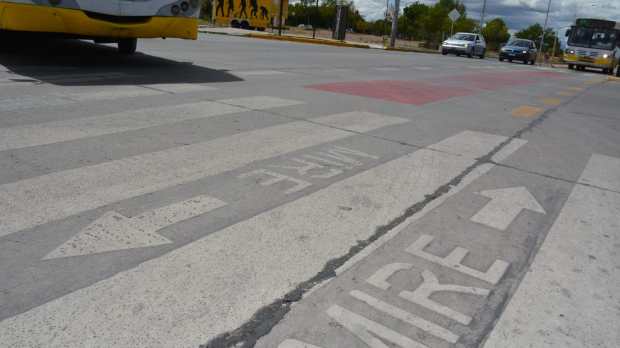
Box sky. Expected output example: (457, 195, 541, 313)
(353, 0, 620, 31)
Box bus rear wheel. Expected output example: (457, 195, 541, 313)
(118, 39, 137, 55)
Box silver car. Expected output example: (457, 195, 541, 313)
(441, 32, 487, 59)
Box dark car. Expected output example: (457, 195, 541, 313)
(499, 39, 538, 65)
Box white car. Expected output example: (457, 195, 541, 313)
(441, 32, 487, 59)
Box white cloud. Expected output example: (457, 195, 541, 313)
(351, 0, 620, 31)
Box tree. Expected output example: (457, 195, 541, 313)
(516, 23, 561, 55)
(482, 18, 510, 50)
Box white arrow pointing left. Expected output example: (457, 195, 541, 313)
(43, 195, 226, 260)
(470, 186, 545, 231)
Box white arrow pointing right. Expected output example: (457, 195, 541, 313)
(470, 186, 545, 231)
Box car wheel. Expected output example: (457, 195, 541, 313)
(118, 39, 137, 55)
(479, 51, 486, 59)
(441, 50, 447, 55)
(499, 57, 504, 62)
(522, 59, 528, 64)
(616, 66, 620, 77)
(508, 58, 512, 62)
(467, 52, 473, 58)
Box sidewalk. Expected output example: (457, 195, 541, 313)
(198, 26, 382, 49)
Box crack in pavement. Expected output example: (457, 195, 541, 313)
(200, 91, 581, 348)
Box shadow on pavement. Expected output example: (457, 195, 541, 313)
(0, 33, 242, 86)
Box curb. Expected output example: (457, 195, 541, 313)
(608, 76, 620, 82)
(245, 33, 370, 49)
(384, 46, 439, 55)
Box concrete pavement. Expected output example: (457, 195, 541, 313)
(0, 34, 618, 348)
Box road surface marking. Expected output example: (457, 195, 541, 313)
(566, 86, 584, 91)
(0, 111, 407, 238)
(406, 235, 509, 284)
(557, 90, 577, 96)
(399, 270, 490, 325)
(541, 97, 561, 106)
(0, 131, 509, 347)
(335, 137, 528, 276)
(268, 146, 379, 179)
(278, 339, 324, 348)
(0, 95, 69, 112)
(0, 101, 244, 151)
(326, 305, 430, 348)
(62, 86, 164, 101)
(218, 96, 303, 110)
(234, 70, 289, 76)
(350, 290, 460, 343)
(238, 169, 312, 194)
(140, 83, 217, 93)
(0, 96, 303, 151)
(470, 186, 545, 231)
(373, 67, 400, 71)
(484, 154, 620, 347)
(511, 105, 543, 118)
(578, 153, 620, 192)
(43, 195, 226, 259)
(366, 263, 413, 290)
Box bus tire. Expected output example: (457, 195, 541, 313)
(568, 64, 574, 69)
(118, 39, 137, 55)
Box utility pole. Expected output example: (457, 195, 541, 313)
(538, 0, 552, 65)
(479, 0, 487, 33)
(389, 0, 400, 48)
(312, 0, 318, 39)
(278, 0, 284, 36)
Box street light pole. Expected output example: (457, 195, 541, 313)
(538, 0, 552, 65)
(479, 0, 486, 30)
(389, 0, 400, 48)
(312, 0, 318, 39)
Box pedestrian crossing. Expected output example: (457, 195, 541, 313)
(0, 127, 520, 347)
(0, 77, 615, 348)
(0, 96, 302, 152)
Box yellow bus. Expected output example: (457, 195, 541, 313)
(564, 18, 620, 75)
(0, 0, 200, 54)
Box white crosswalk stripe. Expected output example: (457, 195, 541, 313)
(0, 130, 516, 348)
(0, 96, 303, 152)
(0, 84, 219, 111)
(140, 83, 217, 94)
(0, 111, 407, 238)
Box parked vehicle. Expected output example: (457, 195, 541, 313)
(213, 0, 288, 31)
(441, 32, 486, 59)
(499, 39, 537, 64)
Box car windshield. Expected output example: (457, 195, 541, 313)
(453, 34, 475, 41)
(569, 27, 617, 50)
(508, 40, 530, 48)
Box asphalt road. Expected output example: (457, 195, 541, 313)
(0, 34, 619, 348)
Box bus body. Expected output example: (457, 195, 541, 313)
(564, 18, 620, 74)
(213, 0, 287, 30)
(0, 0, 200, 53)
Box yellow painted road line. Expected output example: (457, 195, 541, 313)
(557, 91, 577, 96)
(512, 105, 543, 118)
(541, 98, 562, 106)
(566, 86, 584, 91)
